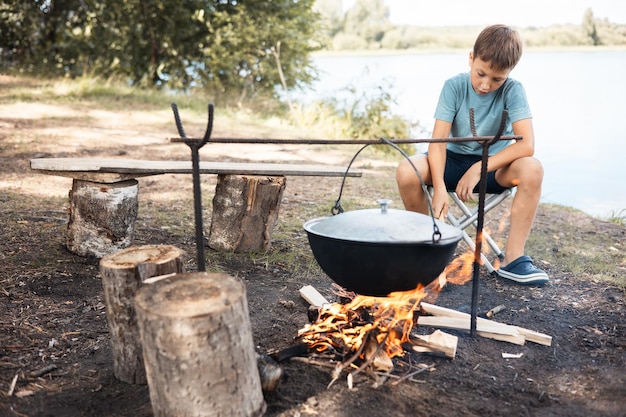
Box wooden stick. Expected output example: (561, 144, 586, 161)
(420, 302, 552, 346)
(417, 315, 519, 336)
(513, 327, 553, 346)
(486, 304, 506, 318)
(299, 285, 330, 307)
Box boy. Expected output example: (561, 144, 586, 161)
(395, 24, 547, 284)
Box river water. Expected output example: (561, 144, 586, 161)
(299, 50, 626, 218)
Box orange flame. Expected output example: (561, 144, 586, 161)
(298, 251, 476, 360)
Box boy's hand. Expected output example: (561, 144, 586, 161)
(456, 163, 481, 202)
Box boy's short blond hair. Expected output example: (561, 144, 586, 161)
(473, 24, 523, 71)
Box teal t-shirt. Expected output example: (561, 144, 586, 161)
(434, 72, 532, 156)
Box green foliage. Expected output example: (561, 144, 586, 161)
(291, 81, 413, 153)
(0, 0, 325, 103)
(605, 209, 626, 226)
(314, 1, 626, 51)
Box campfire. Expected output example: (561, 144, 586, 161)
(285, 252, 551, 388)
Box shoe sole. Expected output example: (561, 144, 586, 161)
(497, 269, 549, 285)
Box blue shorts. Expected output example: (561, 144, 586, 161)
(442, 150, 508, 194)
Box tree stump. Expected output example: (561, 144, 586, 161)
(100, 245, 185, 384)
(134, 272, 266, 417)
(208, 174, 286, 252)
(67, 179, 139, 257)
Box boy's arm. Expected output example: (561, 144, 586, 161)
(428, 119, 452, 218)
(455, 117, 535, 200)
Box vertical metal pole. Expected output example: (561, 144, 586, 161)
(171, 103, 214, 273)
(190, 146, 205, 271)
(470, 143, 489, 335)
(469, 109, 508, 336)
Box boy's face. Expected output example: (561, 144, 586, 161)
(468, 52, 512, 95)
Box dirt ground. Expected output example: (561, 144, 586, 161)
(1, 75, 625, 417)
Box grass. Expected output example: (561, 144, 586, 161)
(605, 208, 626, 226)
(2, 74, 625, 294)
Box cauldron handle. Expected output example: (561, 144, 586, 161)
(332, 139, 442, 244)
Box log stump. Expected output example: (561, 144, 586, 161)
(208, 174, 286, 252)
(67, 179, 139, 257)
(134, 272, 266, 417)
(100, 245, 185, 384)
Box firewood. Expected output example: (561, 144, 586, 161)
(476, 331, 526, 346)
(412, 330, 458, 359)
(208, 174, 286, 252)
(135, 272, 266, 417)
(100, 245, 185, 384)
(417, 315, 519, 336)
(513, 327, 553, 346)
(420, 302, 552, 346)
(363, 334, 394, 371)
(67, 179, 138, 257)
(299, 285, 330, 307)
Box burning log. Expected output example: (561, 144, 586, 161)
(99, 244, 185, 384)
(297, 284, 447, 387)
(134, 273, 266, 417)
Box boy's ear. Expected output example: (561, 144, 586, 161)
(468, 51, 474, 67)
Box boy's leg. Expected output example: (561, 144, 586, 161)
(396, 154, 431, 213)
(495, 156, 543, 265)
(495, 156, 547, 284)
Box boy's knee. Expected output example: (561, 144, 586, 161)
(518, 157, 543, 187)
(527, 158, 544, 181)
(396, 158, 422, 186)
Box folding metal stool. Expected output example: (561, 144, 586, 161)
(427, 187, 513, 273)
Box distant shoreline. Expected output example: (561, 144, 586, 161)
(313, 45, 626, 58)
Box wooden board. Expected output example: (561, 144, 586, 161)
(30, 157, 361, 183)
(420, 302, 552, 346)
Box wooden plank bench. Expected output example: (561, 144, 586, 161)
(30, 157, 361, 258)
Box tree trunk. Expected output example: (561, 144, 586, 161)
(134, 272, 266, 417)
(67, 179, 139, 257)
(99, 245, 185, 384)
(208, 174, 286, 252)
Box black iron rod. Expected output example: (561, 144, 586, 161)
(190, 146, 205, 271)
(469, 109, 508, 336)
(169, 136, 519, 145)
(171, 102, 214, 273)
(470, 143, 490, 335)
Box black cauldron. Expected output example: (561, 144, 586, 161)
(304, 200, 463, 297)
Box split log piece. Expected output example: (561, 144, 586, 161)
(99, 245, 185, 384)
(412, 330, 458, 359)
(417, 315, 520, 336)
(67, 179, 139, 257)
(299, 285, 330, 307)
(134, 272, 266, 417)
(208, 174, 286, 252)
(420, 302, 552, 346)
(362, 334, 394, 372)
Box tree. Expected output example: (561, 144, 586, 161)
(343, 0, 391, 45)
(313, 0, 344, 38)
(0, 0, 324, 101)
(583, 8, 601, 45)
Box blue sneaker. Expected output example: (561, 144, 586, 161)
(497, 255, 549, 285)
